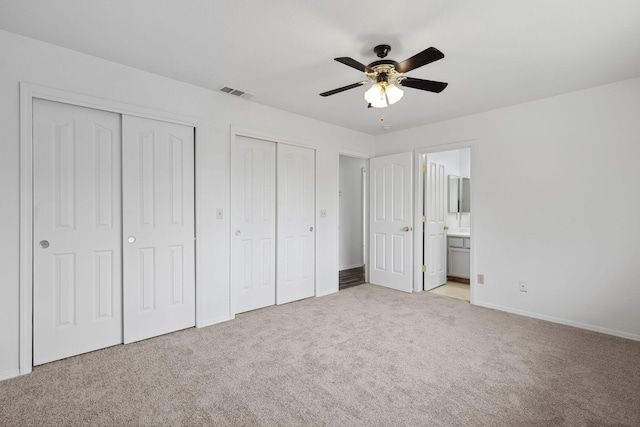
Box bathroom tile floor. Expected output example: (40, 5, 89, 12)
(429, 281, 470, 301)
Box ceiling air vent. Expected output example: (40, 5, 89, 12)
(218, 86, 253, 100)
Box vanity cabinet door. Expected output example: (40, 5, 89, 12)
(447, 237, 470, 279)
(448, 247, 470, 278)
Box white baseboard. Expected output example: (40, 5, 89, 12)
(0, 369, 20, 381)
(316, 288, 338, 298)
(197, 315, 233, 329)
(474, 300, 640, 342)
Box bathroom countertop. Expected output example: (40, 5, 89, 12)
(447, 230, 471, 238)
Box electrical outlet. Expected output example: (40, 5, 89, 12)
(320, 209, 327, 218)
(519, 281, 527, 292)
(216, 208, 223, 220)
(477, 274, 485, 284)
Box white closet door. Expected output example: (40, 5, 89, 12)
(33, 99, 123, 365)
(369, 152, 414, 292)
(231, 136, 276, 314)
(122, 116, 195, 343)
(277, 144, 315, 304)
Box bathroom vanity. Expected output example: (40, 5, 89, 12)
(447, 175, 471, 282)
(447, 232, 470, 280)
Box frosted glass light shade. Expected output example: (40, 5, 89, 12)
(385, 84, 404, 104)
(364, 83, 387, 108)
(364, 83, 404, 108)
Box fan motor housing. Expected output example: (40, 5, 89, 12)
(373, 44, 391, 58)
(367, 59, 399, 70)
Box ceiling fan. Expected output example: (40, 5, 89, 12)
(320, 44, 448, 108)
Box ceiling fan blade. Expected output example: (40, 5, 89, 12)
(395, 47, 444, 74)
(400, 77, 448, 93)
(319, 81, 367, 97)
(334, 57, 371, 73)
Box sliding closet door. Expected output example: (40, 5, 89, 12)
(277, 144, 316, 304)
(122, 116, 195, 344)
(33, 99, 123, 365)
(231, 136, 277, 314)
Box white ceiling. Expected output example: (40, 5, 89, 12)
(2, 0, 640, 135)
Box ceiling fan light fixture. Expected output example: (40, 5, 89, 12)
(320, 45, 447, 107)
(364, 82, 404, 108)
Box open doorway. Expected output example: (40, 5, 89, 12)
(338, 155, 368, 290)
(420, 147, 472, 301)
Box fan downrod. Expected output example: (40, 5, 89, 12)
(373, 44, 391, 58)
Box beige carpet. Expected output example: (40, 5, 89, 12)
(1, 284, 639, 426)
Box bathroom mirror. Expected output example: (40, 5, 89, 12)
(448, 175, 460, 213)
(460, 177, 470, 213)
(448, 175, 470, 213)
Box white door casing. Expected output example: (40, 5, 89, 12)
(369, 152, 414, 292)
(362, 167, 369, 284)
(424, 160, 447, 290)
(276, 144, 316, 304)
(33, 99, 123, 365)
(122, 115, 195, 344)
(231, 136, 277, 314)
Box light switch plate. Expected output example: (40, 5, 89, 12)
(216, 208, 223, 220)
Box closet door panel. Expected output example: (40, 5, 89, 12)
(122, 115, 195, 344)
(33, 99, 123, 365)
(277, 144, 315, 304)
(230, 136, 276, 314)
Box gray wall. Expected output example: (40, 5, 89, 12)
(377, 77, 640, 340)
(339, 156, 367, 270)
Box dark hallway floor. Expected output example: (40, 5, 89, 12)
(339, 266, 365, 290)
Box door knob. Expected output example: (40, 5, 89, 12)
(39, 240, 50, 249)
(235, 230, 241, 236)
(402, 226, 411, 232)
(127, 236, 136, 244)
(310, 226, 314, 232)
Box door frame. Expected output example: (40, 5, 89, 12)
(229, 126, 318, 317)
(19, 83, 202, 375)
(337, 151, 371, 285)
(413, 140, 477, 302)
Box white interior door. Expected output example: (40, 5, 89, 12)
(33, 99, 123, 365)
(424, 160, 447, 290)
(369, 152, 413, 292)
(122, 115, 195, 343)
(277, 144, 315, 304)
(231, 136, 276, 314)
